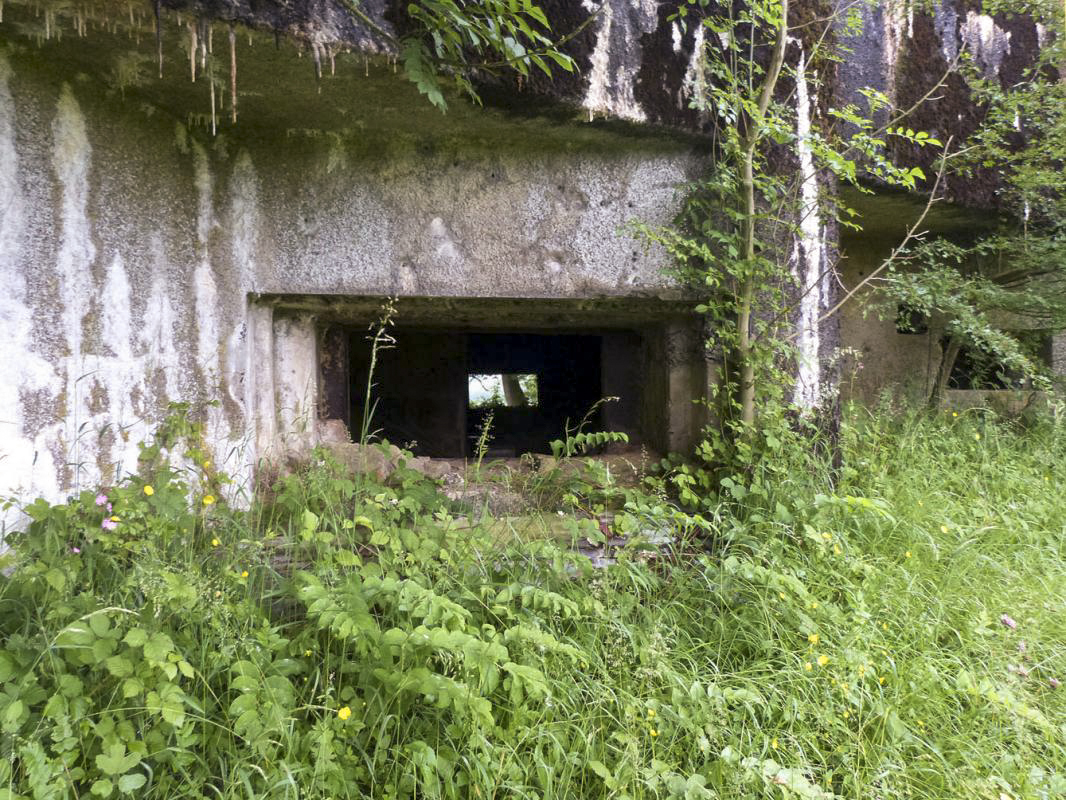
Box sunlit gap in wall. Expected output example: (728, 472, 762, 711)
(468, 374, 539, 409)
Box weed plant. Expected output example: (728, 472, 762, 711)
(0, 406, 1063, 799)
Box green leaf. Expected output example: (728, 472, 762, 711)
(1, 699, 26, 732)
(588, 760, 611, 780)
(0, 653, 14, 683)
(90, 780, 114, 798)
(143, 632, 174, 662)
(44, 568, 66, 592)
(121, 678, 144, 698)
(88, 613, 111, 637)
(105, 656, 133, 678)
(123, 629, 148, 648)
(95, 744, 140, 776)
(117, 774, 146, 794)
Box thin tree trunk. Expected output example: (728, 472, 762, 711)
(734, 0, 789, 428)
(737, 149, 758, 427)
(501, 375, 528, 407)
(929, 336, 962, 408)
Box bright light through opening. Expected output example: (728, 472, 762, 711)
(468, 374, 539, 408)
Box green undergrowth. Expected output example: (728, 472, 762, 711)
(1, 407, 1064, 799)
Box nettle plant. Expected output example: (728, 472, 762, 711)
(635, 0, 944, 474)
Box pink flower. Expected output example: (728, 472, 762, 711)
(101, 518, 117, 531)
(95, 494, 108, 506)
(1000, 614, 1018, 630)
(70, 546, 81, 554)
(1050, 678, 1061, 689)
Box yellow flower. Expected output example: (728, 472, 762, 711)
(240, 570, 249, 579)
(940, 525, 948, 534)
(817, 655, 829, 667)
(879, 676, 885, 685)
(778, 592, 786, 600)
(905, 551, 912, 559)
(649, 728, 659, 737)
(858, 665, 866, 676)
(143, 485, 154, 496)
(808, 633, 820, 645)
(214, 590, 222, 598)
(833, 544, 842, 555)
(974, 433, 981, 441)
(337, 706, 352, 721)
(843, 710, 850, 719)
(203, 495, 216, 506)
(211, 538, 220, 547)
(822, 532, 832, 541)
(952, 412, 959, 418)
(110, 516, 120, 522)
(882, 622, 888, 630)
(203, 460, 211, 469)
(647, 709, 656, 719)
(804, 662, 813, 672)
(304, 649, 312, 657)
(771, 737, 778, 749)
(918, 499, 924, 506)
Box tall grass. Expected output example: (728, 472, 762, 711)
(0, 407, 1063, 799)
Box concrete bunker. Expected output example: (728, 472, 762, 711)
(269, 295, 711, 461)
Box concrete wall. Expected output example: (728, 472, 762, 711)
(837, 234, 942, 405)
(0, 37, 702, 524)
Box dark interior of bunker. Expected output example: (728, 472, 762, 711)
(347, 329, 643, 457)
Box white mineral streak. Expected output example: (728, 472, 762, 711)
(584, 4, 615, 117)
(53, 84, 98, 490)
(672, 22, 682, 53)
(581, 1, 648, 122)
(792, 48, 826, 410)
(882, 0, 910, 104)
(230, 151, 259, 292)
(1036, 23, 1047, 49)
(0, 54, 61, 528)
(934, 2, 959, 64)
(227, 150, 261, 490)
(960, 11, 1010, 76)
(94, 254, 151, 483)
(190, 140, 231, 456)
(681, 23, 707, 109)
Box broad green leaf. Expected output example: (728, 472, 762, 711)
(117, 774, 146, 794)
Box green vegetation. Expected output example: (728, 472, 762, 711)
(1, 405, 1063, 799)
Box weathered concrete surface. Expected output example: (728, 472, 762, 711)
(0, 0, 1049, 526)
(0, 8, 705, 524)
(837, 0, 1045, 207)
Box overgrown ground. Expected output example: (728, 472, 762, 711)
(1, 406, 1064, 799)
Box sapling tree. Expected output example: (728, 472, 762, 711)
(637, 0, 943, 469)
